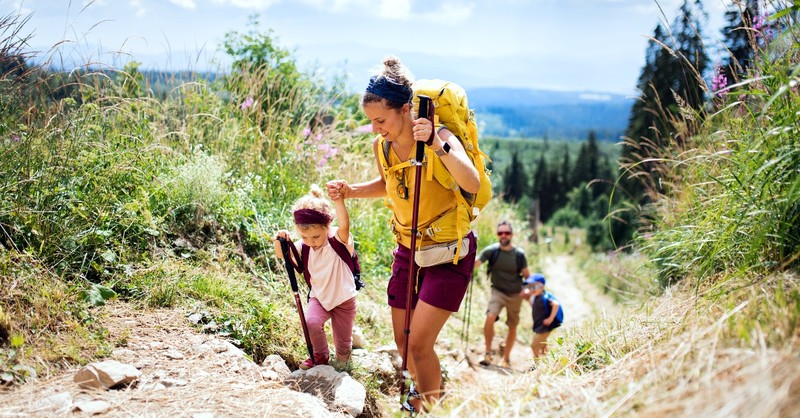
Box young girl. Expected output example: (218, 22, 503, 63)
(273, 183, 357, 369)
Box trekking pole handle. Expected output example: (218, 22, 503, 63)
(417, 94, 434, 162)
(277, 237, 300, 293)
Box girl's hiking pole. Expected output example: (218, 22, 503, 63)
(278, 237, 315, 367)
(400, 94, 434, 406)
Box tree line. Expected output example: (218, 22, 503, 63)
(489, 0, 789, 252)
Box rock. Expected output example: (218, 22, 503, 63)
(160, 377, 187, 387)
(260, 387, 334, 418)
(187, 312, 204, 325)
(164, 349, 185, 360)
(73, 399, 112, 414)
(261, 354, 291, 380)
(261, 370, 281, 381)
(351, 326, 366, 349)
(333, 374, 366, 417)
(284, 365, 366, 416)
(32, 391, 72, 414)
(74, 360, 141, 390)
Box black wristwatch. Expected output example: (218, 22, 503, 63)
(435, 142, 451, 157)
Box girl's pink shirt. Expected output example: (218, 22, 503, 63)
(302, 227, 357, 310)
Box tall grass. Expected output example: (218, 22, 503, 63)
(0, 10, 366, 381)
(639, 6, 800, 285)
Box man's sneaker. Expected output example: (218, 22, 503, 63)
(299, 354, 329, 370)
(479, 351, 494, 366)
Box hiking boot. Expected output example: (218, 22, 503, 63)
(299, 354, 329, 370)
(479, 351, 494, 366)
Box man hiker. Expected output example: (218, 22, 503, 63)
(473, 220, 530, 367)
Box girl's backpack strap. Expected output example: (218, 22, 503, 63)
(300, 243, 312, 289)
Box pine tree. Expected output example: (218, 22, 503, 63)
(621, 0, 709, 201)
(530, 153, 547, 203)
(559, 145, 571, 208)
(720, 1, 760, 81)
(502, 150, 527, 203)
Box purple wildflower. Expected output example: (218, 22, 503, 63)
(752, 14, 765, 32)
(316, 143, 339, 167)
(753, 14, 774, 43)
(711, 64, 729, 97)
(12, 135, 20, 142)
(240, 96, 254, 111)
(303, 127, 311, 138)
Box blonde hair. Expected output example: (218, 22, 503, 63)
(292, 185, 334, 230)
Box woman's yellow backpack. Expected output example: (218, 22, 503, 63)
(378, 79, 493, 262)
(410, 79, 492, 221)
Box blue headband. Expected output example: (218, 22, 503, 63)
(366, 75, 413, 104)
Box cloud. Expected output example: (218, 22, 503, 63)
(377, 0, 411, 19)
(129, 0, 147, 17)
(169, 0, 197, 9)
(316, 0, 473, 24)
(210, 0, 282, 9)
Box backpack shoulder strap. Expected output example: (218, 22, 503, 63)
(328, 236, 365, 290)
(486, 244, 501, 275)
(328, 236, 358, 275)
(515, 248, 525, 276)
(300, 243, 312, 288)
(378, 136, 414, 179)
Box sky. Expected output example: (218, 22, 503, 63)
(1, 0, 730, 95)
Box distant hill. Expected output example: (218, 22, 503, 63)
(468, 87, 635, 141)
(136, 70, 634, 141)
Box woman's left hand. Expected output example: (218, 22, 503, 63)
(412, 116, 434, 144)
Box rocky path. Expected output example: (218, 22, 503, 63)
(0, 254, 615, 417)
(0, 304, 369, 417)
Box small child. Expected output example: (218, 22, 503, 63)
(273, 183, 357, 369)
(521, 273, 563, 359)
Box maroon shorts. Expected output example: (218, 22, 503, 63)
(387, 232, 477, 312)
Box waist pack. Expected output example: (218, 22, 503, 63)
(414, 237, 470, 268)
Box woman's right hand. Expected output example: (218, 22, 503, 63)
(326, 180, 350, 200)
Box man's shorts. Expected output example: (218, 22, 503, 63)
(486, 288, 523, 327)
(387, 232, 477, 312)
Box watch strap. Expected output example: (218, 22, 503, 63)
(434, 142, 451, 157)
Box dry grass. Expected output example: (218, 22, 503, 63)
(431, 270, 799, 417)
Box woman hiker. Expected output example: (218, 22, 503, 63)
(326, 56, 479, 414)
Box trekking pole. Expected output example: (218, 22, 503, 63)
(400, 94, 434, 406)
(278, 237, 315, 367)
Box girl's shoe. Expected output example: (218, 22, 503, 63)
(299, 354, 329, 370)
(401, 399, 418, 416)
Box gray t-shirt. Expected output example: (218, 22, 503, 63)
(478, 243, 527, 294)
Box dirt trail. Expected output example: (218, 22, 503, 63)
(542, 254, 618, 327)
(451, 254, 617, 380)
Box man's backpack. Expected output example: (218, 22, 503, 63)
(378, 79, 493, 263)
(299, 237, 365, 291)
(543, 292, 564, 328)
(486, 245, 525, 277)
